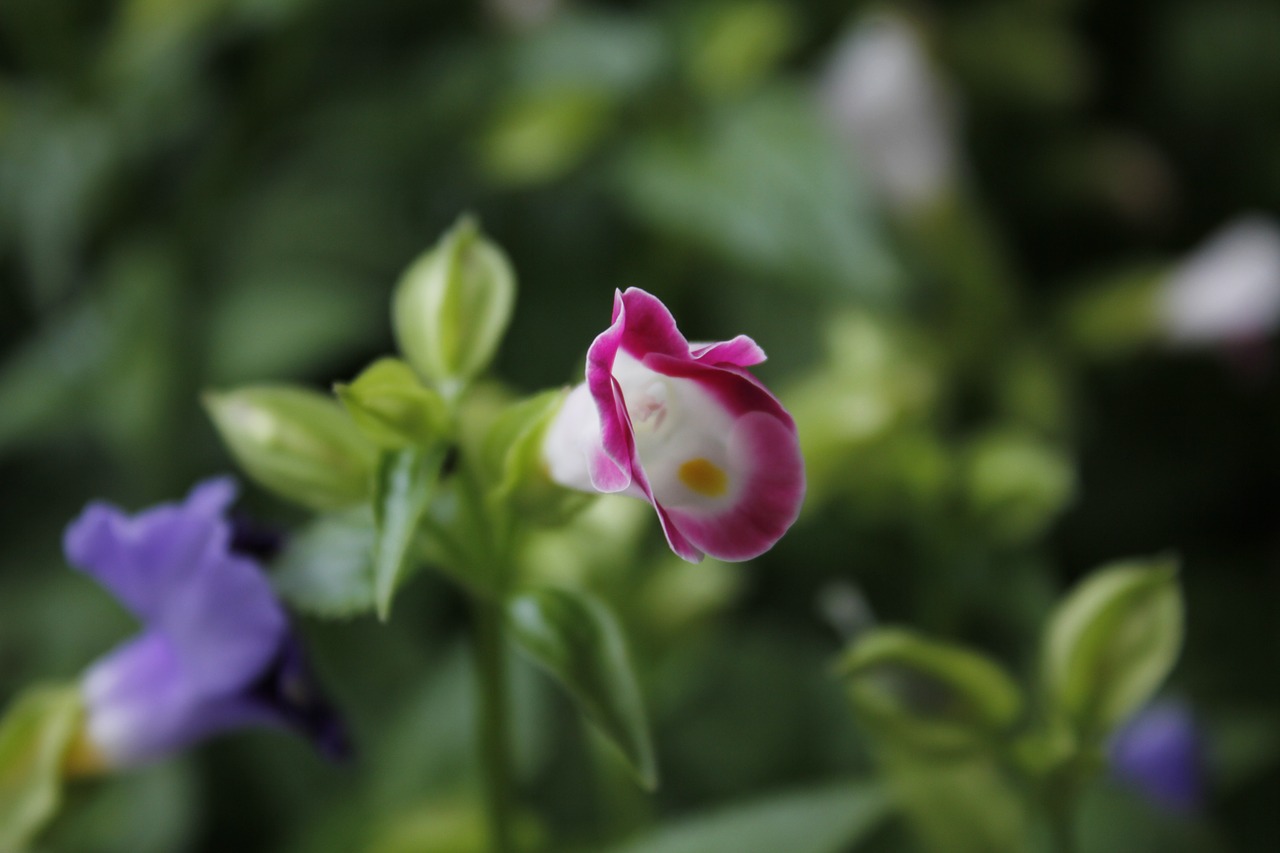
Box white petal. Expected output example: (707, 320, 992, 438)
(818, 15, 957, 215)
(1159, 216, 1280, 345)
(543, 383, 605, 493)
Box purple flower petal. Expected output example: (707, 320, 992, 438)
(1110, 701, 1205, 813)
(64, 478, 344, 767)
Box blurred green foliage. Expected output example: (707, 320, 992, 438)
(3, 0, 1280, 851)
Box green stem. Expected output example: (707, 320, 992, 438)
(474, 594, 515, 853)
(1041, 766, 1079, 853)
(1047, 799, 1075, 853)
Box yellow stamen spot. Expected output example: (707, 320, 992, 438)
(679, 458, 728, 498)
(62, 727, 110, 778)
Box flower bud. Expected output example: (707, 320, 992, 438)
(1042, 558, 1183, 739)
(335, 358, 449, 449)
(392, 217, 516, 397)
(204, 386, 377, 511)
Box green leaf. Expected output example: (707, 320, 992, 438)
(271, 510, 378, 617)
(618, 89, 900, 301)
(0, 684, 83, 852)
(839, 628, 1024, 754)
(505, 587, 656, 789)
(203, 385, 377, 511)
(1042, 556, 1184, 739)
(373, 446, 449, 621)
(336, 358, 450, 450)
(608, 780, 890, 853)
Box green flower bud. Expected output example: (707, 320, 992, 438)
(392, 217, 516, 397)
(335, 358, 449, 450)
(1042, 557, 1183, 740)
(204, 385, 377, 511)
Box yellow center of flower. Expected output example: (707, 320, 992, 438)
(678, 458, 728, 497)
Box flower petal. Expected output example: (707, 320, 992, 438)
(690, 335, 768, 368)
(616, 288, 690, 361)
(64, 479, 287, 695)
(77, 631, 265, 766)
(664, 410, 805, 561)
(585, 297, 637, 492)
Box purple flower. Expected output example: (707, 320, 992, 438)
(543, 288, 805, 562)
(1109, 700, 1205, 813)
(63, 478, 348, 768)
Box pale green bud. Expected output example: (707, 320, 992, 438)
(204, 385, 377, 511)
(392, 217, 516, 396)
(1042, 557, 1183, 739)
(335, 358, 449, 450)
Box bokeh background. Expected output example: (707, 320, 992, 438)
(2, 0, 1278, 850)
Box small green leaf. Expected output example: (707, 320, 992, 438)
(608, 780, 889, 853)
(505, 587, 657, 789)
(482, 389, 591, 526)
(271, 510, 377, 617)
(374, 446, 449, 621)
(203, 384, 377, 511)
(839, 628, 1024, 754)
(1042, 556, 1184, 739)
(335, 358, 449, 450)
(0, 684, 84, 852)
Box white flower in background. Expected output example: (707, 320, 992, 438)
(1158, 216, 1280, 346)
(486, 0, 560, 30)
(818, 15, 957, 216)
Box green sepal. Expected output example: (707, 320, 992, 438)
(203, 385, 377, 511)
(1041, 556, 1184, 740)
(392, 217, 516, 396)
(505, 586, 657, 790)
(838, 628, 1024, 754)
(0, 684, 84, 852)
(373, 446, 450, 621)
(335, 358, 450, 450)
(482, 389, 592, 526)
(271, 509, 378, 618)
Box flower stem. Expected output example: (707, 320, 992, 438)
(473, 594, 515, 853)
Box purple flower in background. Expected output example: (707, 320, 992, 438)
(1109, 700, 1205, 813)
(63, 478, 348, 769)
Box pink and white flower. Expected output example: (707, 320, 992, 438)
(544, 288, 805, 562)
